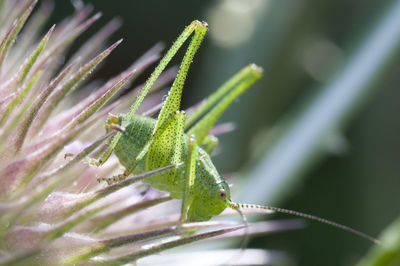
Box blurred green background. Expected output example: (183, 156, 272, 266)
(49, 0, 400, 265)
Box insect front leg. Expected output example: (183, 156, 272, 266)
(94, 114, 133, 184)
(87, 113, 124, 167)
(97, 170, 129, 185)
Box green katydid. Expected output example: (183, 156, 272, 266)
(90, 20, 380, 245)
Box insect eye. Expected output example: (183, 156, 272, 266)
(218, 189, 227, 200)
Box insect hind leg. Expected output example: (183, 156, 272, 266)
(186, 64, 263, 145)
(179, 135, 197, 224)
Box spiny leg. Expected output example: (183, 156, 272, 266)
(91, 21, 208, 167)
(131, 18, 207, 172)
(143, 21, 207, 175)
(98, 20, 207, 184)
(179, 135, 197, 224)
(97, 170, 128, 185)
(96, 114, 128, 184)
(86, 113, 124, 167)
(186, 64, 263, 145)
(154, 22, 207, 132)
(185, 64, 260, 128)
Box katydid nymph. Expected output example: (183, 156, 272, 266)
(90, 20, 381, 245)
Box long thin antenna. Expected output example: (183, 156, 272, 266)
(222, 203, 250, 266)
(229, 203, 249, 250)
(229, 202, 381, 245)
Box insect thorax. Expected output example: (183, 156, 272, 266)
(114, 115, 155, 173)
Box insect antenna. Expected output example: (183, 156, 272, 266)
(229, 202, 382, 245)
(229, 202, 249, 250)
(220, 203, 250, 266)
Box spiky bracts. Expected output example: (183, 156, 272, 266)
(0, 1, 298, 265)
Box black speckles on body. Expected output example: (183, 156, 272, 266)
(114, 114, 230, 221)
